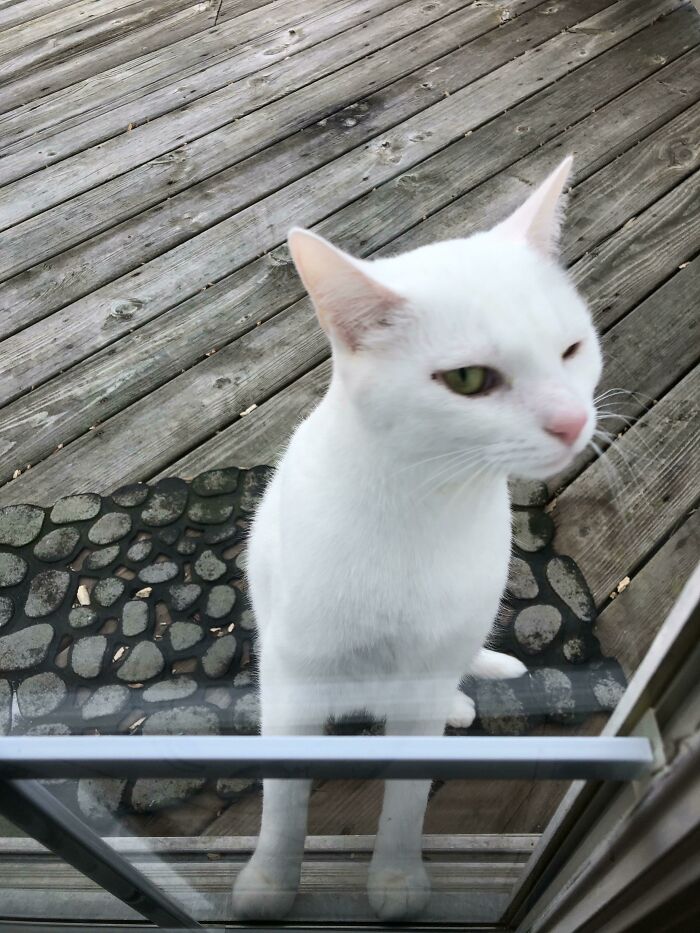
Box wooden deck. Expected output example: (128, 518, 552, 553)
(0, 0, 699, 840)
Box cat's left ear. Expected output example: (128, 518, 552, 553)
(288, 228, 404, 350)
(493, 155, 573, 257)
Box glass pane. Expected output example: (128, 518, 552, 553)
(0, 0, 693, 924)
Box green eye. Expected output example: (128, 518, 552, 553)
(441, 366, 502, 396)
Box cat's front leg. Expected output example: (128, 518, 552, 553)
(232, 675, 327, 920)
(367, 693, 454, 921)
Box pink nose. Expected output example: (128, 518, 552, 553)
(545, 411, 587, 446)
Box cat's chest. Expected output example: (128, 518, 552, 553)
(284, 485, 511, 626)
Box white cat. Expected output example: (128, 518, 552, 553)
(233, 156, 602, 920)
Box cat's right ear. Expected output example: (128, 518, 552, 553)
(287, 228, 404, 351)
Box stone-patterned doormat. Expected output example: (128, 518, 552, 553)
(0, 468, 626, 823)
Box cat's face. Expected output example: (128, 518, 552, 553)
(289, 157, 602, 481)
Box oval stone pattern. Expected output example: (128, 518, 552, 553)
(169, 583, 201, 611)
(205, 585, 236, 619)
(111, 484, 149, 507)
(82, 685, 130, 720)
(69, 607, 97, 629)
(24, 570, 71, 617)
(33, 527, 80, 562)
(93, 577, 125, 607)
(202, 635, 237, 677)
(122, 600, 149, 636)
(192, 468, 239, 497)
(0, 505, 44, 546)
(126, 539, 152, 562)
(187, 498, 234, 525)
(141, 488, 188, 527)
(72, 636, 107, 678)
(88, 513, 132, 545)
(0, 596, 13, 628)
(17, 672, 67, 718)
(514, 605, 562, 654)
(142, 705, 219, 735)
(194, 550, 226, 581)
(139, 561, 179, 584)
(0, 552, 28, 587)
(50, 494, 101, 524)
(0, 624, 53, 671)
(507, 556, 538, 600)
(169, 621, 203, 651)
(143, 677, 198, 702)
(116, 642, 164, 682)
(84, 545, 120, 570)
(546, 556, 596, 621)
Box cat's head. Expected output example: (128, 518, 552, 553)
(288, 156, 602, 480)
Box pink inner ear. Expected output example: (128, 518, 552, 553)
(494, 155, 573, 257)
(288, 228, 404, 350)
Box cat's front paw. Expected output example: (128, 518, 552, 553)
(447, 691, 476, 729)
(232, 855, 299, 920)
(367, 860, 431, 920)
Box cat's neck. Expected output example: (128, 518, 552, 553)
(299, 377, 506, 505)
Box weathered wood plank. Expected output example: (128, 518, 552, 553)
(398, 84, 700, 270)
(573, 170, 700, 333)
(548, 256, 700, 493)
(0, 0, 152, 57)
(0, 858, 519, 923)
(3, 48, 696, 489)
(162, 361, 333, 476)
(552, 365, 700, 606)
(0, 0, 200, 83)
(0, 0, 92, 31)
(0, 0, 639, 310)
(0, 0, 237, 112)
(0, 0, 384, 155)
(594, 508, 700, 678)
(163, 250, 700, 479)
(2, 31, 697, 498)
(0, 0, 676, 228)
(0, 0, 685, 409)
(217, 0, 281, 22)
(0, 0, 474, 198)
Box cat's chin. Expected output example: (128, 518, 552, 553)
(511, 450, 578, 481)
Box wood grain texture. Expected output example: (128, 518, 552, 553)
(0, 0, 232, 112)
(594, 508, 700, 678)
(573, 169, 700, 332)
(0, 0, 685, 409)
(0, 0, 390, 162)
(0, 0, 476, 211)
(0, 0, 95, 31)
(0, 0, 153, 57)
(0, 0, 201, 84)
(552, 366, 700, 607)
(1, 22, 697, 499)
(161, 361, 333, 477)
(0, 0, 558, 285)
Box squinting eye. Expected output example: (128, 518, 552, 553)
(563, 341, 582, 360)
(441, 366, 502, 396)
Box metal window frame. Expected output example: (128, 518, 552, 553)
(502, 561, 700, 931)
(2, 566, 698, 931)
(0, 736, 652, 930)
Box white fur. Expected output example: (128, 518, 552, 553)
(233, 157, 601, 920)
